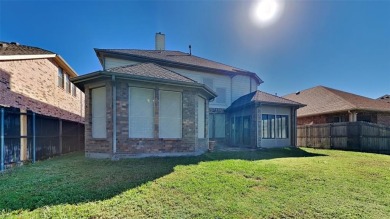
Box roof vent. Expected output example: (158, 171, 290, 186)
(189, 45, 192, 56)
(296, 91, 300, 95)
(155, 32, 165, 51)
(0, 43, 7, 48)
(10, 42, 20, 46)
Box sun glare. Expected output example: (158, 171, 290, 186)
(252, 0, 284, 27)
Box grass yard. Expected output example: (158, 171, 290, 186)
(0, 147, 389, 218)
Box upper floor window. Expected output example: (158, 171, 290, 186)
(58, 68, 64, 88)
(215, 87, 226, 104)
(203, 77, 214, 90)
(72, 84, 77, 97)
(65, 74, 71, 93)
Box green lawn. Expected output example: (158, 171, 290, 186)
(0, 147, 389, 218)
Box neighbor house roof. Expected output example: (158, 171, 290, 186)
(95, 49, 263, 84)
(72, 62, 216, 99)
(378, 94, 390, 103)
(227, 90, 304, 111)
(283, 86, 390, 117)
(0, 41, 78, 77)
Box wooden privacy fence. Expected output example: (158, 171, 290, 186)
(297, 121, 390, 154)
(0, 107, 84, 171)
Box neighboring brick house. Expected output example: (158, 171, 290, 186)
(72, 33, 304, 158)
(0, 42, 85, 163)
(283, 86, 390, 126)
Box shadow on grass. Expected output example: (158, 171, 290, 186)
(0, 147, 325, 212)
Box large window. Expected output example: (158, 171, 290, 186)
(91, 87, 106, 138)
(58, 68, 64, 88)
(197, 96, 206, 138)
(129, 87, 154, 138)
(262, 114, 288, 139)
(159, 91, 182, 138)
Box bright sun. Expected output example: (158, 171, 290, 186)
(252, 0, 284, 27)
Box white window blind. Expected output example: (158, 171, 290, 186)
(91, 87, 106, 138)
(129, 87, 154, 138)
(197, 96, 205, 138)
(159, 91, 182, 138)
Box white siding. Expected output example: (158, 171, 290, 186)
(259, 106, 291, 148)
(251, 78, 258, 92)
(159, 90, 182, 138)
(91, 87, 106, 138)
(197, 96, 206, 138)
(169, 67, 232, 109)
(129, 87, 154, 138)
(232, 75, 251, 102)
(104, 57, 139, 70)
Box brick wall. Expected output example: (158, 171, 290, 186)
(0, 58, 84, 122)
(84, 79, 209, 157)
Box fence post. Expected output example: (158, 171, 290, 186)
(32, 112, 36, 163)
(1, 108, 4, 171)
(59, 119, 62, 155)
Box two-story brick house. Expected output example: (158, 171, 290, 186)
(72, 33, 303, 158)
(0, 42, 85, 166)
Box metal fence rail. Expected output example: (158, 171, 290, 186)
(0, 107, 84, 171)
(297, 121, 390, 154)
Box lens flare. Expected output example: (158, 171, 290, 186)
(252, 0, 285, 27)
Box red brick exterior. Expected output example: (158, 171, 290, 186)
(298, 111, 390, 126)
(0, 58, 84, 122)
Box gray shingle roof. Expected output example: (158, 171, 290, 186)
(283, 86, 390, 117)
(95, 49, 262, 83)
(0, 42, 54, 56)
(227, 90, 304, 111)
(106, 62, 196, 83)
(378, 94, 390, 103)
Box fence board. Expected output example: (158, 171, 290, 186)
(298, 121, 390, 154)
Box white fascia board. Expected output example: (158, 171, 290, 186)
(0, 54, 56, 61)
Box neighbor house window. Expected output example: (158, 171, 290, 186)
(91, 87, 106, 138)
(72, 84, 77, 97)
(159, 90, 182, 138)
(197, 96, 206, 138)
(58, 68, 64, 88)
(215, 87, 226, 104)
(65, 74, 71, 93)
(129, 87, 154, 138)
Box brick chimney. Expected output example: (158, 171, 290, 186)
(155, 32, 165, 50)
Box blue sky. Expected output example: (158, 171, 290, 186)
(0, 0, 389, 98)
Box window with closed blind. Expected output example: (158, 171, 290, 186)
(129, 87, 154, 138)
(159, 91, 182, 138)
(91, 87, 106, 138)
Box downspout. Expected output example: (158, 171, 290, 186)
(112, 75, 117, 155)
(32, 112, 36, 163)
